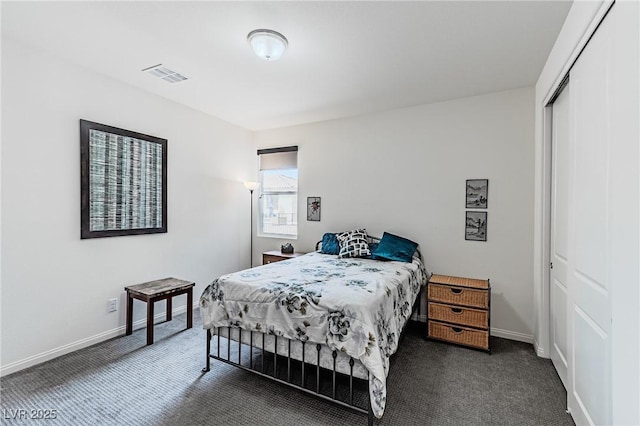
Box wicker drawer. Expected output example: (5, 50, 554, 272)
(428, 320, 489, 350)
(428, 283, 489, 309)
(428, 302, 488, 329)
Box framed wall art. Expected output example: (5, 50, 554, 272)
(466, 179, 488, 209)
(307, 197, 321, 221)
(465, 211, 487, 242)
(80, 119, 167, 239)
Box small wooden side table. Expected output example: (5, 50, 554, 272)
(262, 250, 305, 265)
(125, 277, 195, 345)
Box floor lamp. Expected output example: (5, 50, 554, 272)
(244, 181, 260, 268)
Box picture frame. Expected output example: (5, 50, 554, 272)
(465, 211, 487, 241)
(466, 179, 488, 209)
(307, 197, 321, 221)
(80, 119, 168, 239)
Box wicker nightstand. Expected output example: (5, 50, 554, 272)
(427, 274, 491, 352)
(262, 250, 305, 265)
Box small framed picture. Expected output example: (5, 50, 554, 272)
(307, 197, 321, 221)
(465, 211, 487, 242)
(466, 179, 488, 209)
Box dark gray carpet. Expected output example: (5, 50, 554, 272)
(1, 310, 573, 425)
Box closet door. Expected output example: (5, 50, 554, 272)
(566, 6, 613, 425)
(549, 84, 570, 389)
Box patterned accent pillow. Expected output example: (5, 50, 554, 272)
(336, 228, 371, 259)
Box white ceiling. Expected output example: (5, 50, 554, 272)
(2, 1, 572, 131)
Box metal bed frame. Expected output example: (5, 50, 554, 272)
(201, 238, 425, 425)
(201, 327, 376, 424)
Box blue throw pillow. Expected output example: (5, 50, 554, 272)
(371, 232, 418, 263)
(321, 233, 340, 255)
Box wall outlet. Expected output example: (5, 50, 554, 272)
(107, 298, 118, 313)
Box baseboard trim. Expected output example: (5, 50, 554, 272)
(490, 327, 533, 343)
(414, 313, 428, 322)
(533, 338, 549, 358)
(1, 304, 196, 377)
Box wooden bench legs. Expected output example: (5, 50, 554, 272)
(125, 287, 193, 345)
(126, 293, 134, 336)
(146, 298, 155, 345)
(187, 290, 193, 329)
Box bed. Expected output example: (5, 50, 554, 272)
(200, 233, 428, 424)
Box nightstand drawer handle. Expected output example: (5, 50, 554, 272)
(450, 288, 463, 294)
(450, 308, 463, 314)
(451, 327, 464, 334)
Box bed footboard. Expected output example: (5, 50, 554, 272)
(202, 326, 374, 425)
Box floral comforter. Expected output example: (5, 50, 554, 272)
(199, 251, 428, 418)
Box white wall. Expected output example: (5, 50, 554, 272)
(1, 39, 254, 375)
(253, 87, 536, 341)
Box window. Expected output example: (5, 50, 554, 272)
(257, 147, 298, 238)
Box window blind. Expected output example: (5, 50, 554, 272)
(258, 146, 298, 171)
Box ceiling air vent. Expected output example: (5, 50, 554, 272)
(142, 64, 188, 83)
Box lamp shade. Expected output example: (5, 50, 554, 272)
(244, 181, 260, 191)
(247, 29, 288, 61)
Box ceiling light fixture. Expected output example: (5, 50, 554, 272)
(247, 29, 288, 61)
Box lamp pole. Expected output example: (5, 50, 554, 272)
(244, 181, 260, 268)
(249, 188, 254, 268)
